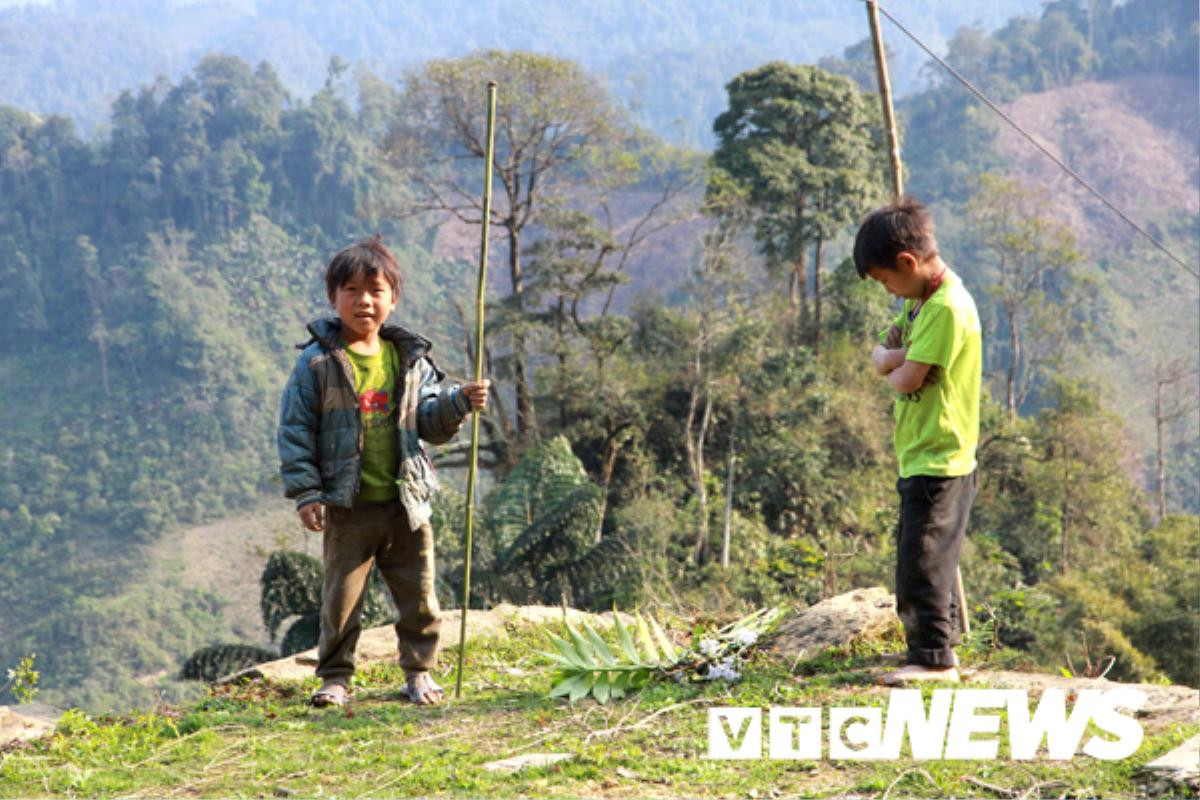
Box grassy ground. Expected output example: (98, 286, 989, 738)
(0, 621, 1193, 799)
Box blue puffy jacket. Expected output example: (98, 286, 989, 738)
(277, 318, 468, 526)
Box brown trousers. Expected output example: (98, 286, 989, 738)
(316, 499, 441, 684)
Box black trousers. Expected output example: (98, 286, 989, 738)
(895, 471, 977, 667)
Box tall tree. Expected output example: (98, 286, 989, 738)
(384, 50, 630, 444)
(712, 62, 878, 342)
(1151, 359, 1198, 521)
(678, 171, 754, 565)
(967, 173, 1087, 424)
(520, 141, 700, 528)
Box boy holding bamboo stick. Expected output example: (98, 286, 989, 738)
(278, 236, 488, 707)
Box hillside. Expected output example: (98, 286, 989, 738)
(1, 598, 1197, 798)
(995, 74, 1199, 252)
(151, 501, 302, 648)
(991, 73, 1199, 483)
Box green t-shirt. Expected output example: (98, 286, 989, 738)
(344, 340, 400, 502)
(884, 270, 981, 478)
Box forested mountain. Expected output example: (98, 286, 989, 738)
(0, 57, 461, 708)
(890, 0, 1199, 509)
(0, 0, 1054, 145)
(0, 0, 1195, 711)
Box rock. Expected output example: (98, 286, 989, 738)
(0, 704, 59, 746)
(769, 587, 898, 663)
(972, 671, 1199, 729)
(1140, 734, 1200, 795)
(481, 752, 574, 773)
(219, 604, 630, 684)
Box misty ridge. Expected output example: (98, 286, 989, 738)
(0, 0, 1052, 144)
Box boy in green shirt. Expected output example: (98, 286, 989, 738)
(278, 236, 489, 707)
(855, 199, 981, 685)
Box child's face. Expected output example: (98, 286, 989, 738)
(330, 270, 397, 342)
(866, 253, 923, 299)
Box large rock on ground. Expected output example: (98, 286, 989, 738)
(971, 671, 1199, 729)
(1139, 734, 1200, 795)
(769, 587, 898, 663)
(222, 603, 629, 684)
(0, 704, 59, 747)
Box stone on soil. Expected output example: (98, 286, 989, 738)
(769, 586, 898, 662)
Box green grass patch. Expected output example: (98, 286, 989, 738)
(0, 622, 1193, 798)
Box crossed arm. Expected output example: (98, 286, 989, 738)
(873, 325, 937, 394)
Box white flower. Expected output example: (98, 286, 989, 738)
(734, 629, 758, 647)
(5, 668, 14, 681)
(698, 638, 719, 658)
(703, 657, 741, 683)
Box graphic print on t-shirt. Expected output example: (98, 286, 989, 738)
(360, 389, 389, 415)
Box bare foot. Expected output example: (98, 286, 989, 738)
(402, 671, 444, 705)
(880, 663, 960, 686)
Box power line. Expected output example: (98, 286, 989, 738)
(868, 1, 1200, 280)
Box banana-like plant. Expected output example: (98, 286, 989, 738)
(543, 606, 785, 703)
(483, 435, 635, 608)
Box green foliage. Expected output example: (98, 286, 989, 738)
(3, 618, 1191, 800)
(544, 606, 783, 704)
(901, 1, 1198, 203)
(438, 436, 635, 610)
(260, 551, 324, 641)
(2, 653, 40, 704)
(483, 436, 592, 555)
(279, 615, 322, 658)
(390, 48, 681, 449)
(967, 173, 1089, 421)
(929, 0, 1196, 96)
(544, 616, 659, 704)
(179, 645, 279, 683)
(1124, 515, 1200, 686)
(185, 547, 400, 675)
(826, 256, 894, 338)
(712, 61, 882, 336)
(0, 49, 429, 709)
(1033, 573, 1163, 683)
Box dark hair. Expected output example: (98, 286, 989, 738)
(853, 197, 938, 279)
(324, 234, 403, 300)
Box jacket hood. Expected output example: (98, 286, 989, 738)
(300, 317, 433, 365)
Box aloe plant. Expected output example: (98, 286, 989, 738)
(543, 606, 784, 703)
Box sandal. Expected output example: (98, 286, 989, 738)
(311, 681, 350, 708)
(399, 672, 444, 705)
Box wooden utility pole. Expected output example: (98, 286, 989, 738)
(866, 0, 904, 200)
(865, 0, 970, 637)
